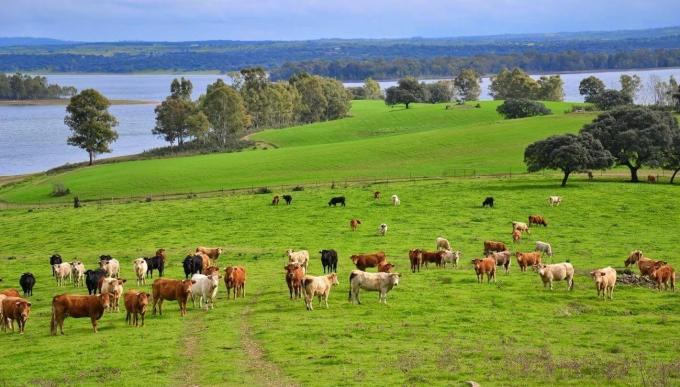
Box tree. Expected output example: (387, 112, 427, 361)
(200, 79, 249, 146)
(673, 81, 680, 112)
(663, 133, 680, 184)
(619, 74, 642, 102)
(525, 133, 613, 186)
(385, 86, 417, 109)
(579, 76, 606, 102)
(453, 69, 481, 101)
(64, 89, 118, 165)
(581, 106, 679, 182)
(321, 78, 352, 120)
(363, 78, 383, 99)
(424, 81, 454, 103)
(496, 98, 551, 119)
(591, 89, 632, 110)
(290, 73, 328, 123)
(186, 111, 210, 143)
(536, 75, 564, 101)
(153, 97, 197, 146)
(170, 77, 193, 100)
(489, 68, 539, 100)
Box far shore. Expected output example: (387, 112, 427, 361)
(0, 98, 158, 106)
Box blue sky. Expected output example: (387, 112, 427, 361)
(2, 0, 680, 41)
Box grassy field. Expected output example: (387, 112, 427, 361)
(0, 100, 593, 204)
(1, 177, 679, 386)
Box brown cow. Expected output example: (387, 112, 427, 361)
(124, 291, 150, 327)
(50, 293, 110, 335)
(350, 252, 386, 271)
(0, 289, 20, 297)
(284, 263, 304, 299)
(196, 246, 223, 260)
(272, 195, 280, 205)
(225, 266, 246, 300)
(625, 250, 666, 277)
(512, 229, 522, 243)
(487, 250, 512, 274)
(515, 251, 542, 272)
(373, 191, 381, 200)
(528, 215, 548, 227)
(378, 262, 396, 273)
(1, 297, 31, 334)
(650, 263, 676, 292)
(195, 252, 211, 274)
(420, 251, 445, 268)
(648, 175, 657, 183)
(409, 249, 422, 273)
(484, 240, 507, 255)
(203, 265, 220, 276)
(152, 279, 195, 316)
(471, 258, 496, 283)
(350, 218, 361, 231)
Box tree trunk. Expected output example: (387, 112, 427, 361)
(405, 102, 410, 109)
(629, 165, 639, 182)
(561, 171, 571, 187)
(671, 169, 680, 184)
(88, 151, 94, 166)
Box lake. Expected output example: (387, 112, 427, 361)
(2, 69, 679, 176)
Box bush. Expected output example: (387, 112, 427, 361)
(590, 90, 632, 110)
(292, 186, 304, 192)
(254, 187, 272, 194)
(497, 99, 551, 119)
(51, 183, 70, 197)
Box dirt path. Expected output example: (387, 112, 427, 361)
(177, 313, 207, 387)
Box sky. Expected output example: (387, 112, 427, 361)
(2, 0, 680, 42)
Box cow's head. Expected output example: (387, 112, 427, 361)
(470, 258, 482, 267)
(100, 293, 111, 309)
(16, 301, 31, 321)
(328, 273, 339, 286)
(350, 255, 359, 264)
(182, 280, 196, 294)
(134, 257, 145, 265)
(389, 273, 400, 286)
(533, 263, 547, 274)
(137, 292, 150, 309)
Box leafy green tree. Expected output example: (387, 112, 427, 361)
(200, 79, 249, 146)
(496, 98, 551, 119)
(385, 86, 417, 109)
(591, 89, 632, 110)
(64, 89, 119, 165)
(239, 68, 272, 129)
(536, 75, 564, 101)
(153, 97, 197, 146)
(489, 68, 539, 100)
(170, 77, 193, 100)
(525, 133, 613, 186)
(363, 78, 383, 99)
(322, 78, 352, 120)
(186, 111, 210, 143)
(425, 81, 454, 103)
(662, 133, 680, 184)
(619, 74, 642, 102)
(290, 73, 328, 123)
(397, 77, 426, 101)
(581, 106, 679, 182)
(579, 76, 606, 102)
(347, 87, 367, 100)
(453, 69, 481, 101)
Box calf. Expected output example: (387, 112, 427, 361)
(133, 258, 148, 285)
(1, 297, 31, 334)
(70, 261, 85, 287)
(391, 194, 400, 206)
(590, 267, 617, 300)
(349, 270, 400, 304)
(53, 262, 72, 286)
(650, 263, 676, 292)
(302, 273, 339, 310)
(512, 229, 522, 243)
(287, 249, 310, 274)
(50, 293, 110, 335)
(224, 266, 246, 300)
(328, 196, 346, 207)
(100, 278, 126, 312)
(196, 246, 223, 260)
(378, 262, 396, 273)
(471, 258, 496, 283)
(124, 291, 150, 327)
(378, 223, 388, 236)
(512, 221, 530, 233)
(482, 197, 494, 208)
(515, 251, 542, 272)
(351, 252, 387, 271)
(624, 250, 665, 277)
(436, 237, 451, 251)
(85, 269, 106, 295)
(99, 258, 120, 278)
(441, 250, 461, 268)
(484, 240, 507, 256)
(191, 273, 221, 309)
(152, 279, 195, 316)
(487, 250, 512, 274)
(284, 263, 304, 299)
(50, 254, 62, 277)
(272, 195, 280, 205)
(320, 249, 338, 273)
(373, 191, 381, 200)
(420, 250, 445, 268)
(409, 249, 422, 273)
(535, 241, 553, 257)
(282, 195, 293, 205)
(350, 218, 361, 231)
(548, 196, 562, 206)
(19, 273, 35, 296)
(528, 215, 548, 227)
(535, 262, 574, 290)
(145, 255, 165, 278)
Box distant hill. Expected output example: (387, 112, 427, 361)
(0, 37, 76, 47)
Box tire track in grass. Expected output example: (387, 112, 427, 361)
(240, 291, 299, 387)
(177, 311, 206, 387)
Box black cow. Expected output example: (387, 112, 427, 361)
(85, 269, 106, 295)
(482, 197, 494, 208)
(19, 273, 35, 296)
(182, 254, 203, 279)
(328, 196, 346, 207)
(282, 195, 293, 205)
(145, 256, 165, 278)
(50, 254, 62, 277)
(319, 249, 338, 273)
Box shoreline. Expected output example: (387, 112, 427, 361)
(0, 98, 158, 106)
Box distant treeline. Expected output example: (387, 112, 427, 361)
(0, 73, 76, 100)
(270, 49, 680, 80)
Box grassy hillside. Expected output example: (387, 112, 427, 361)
(0, 101, 591, 204)
(1, 178, 679, 386)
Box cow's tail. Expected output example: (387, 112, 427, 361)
(348, 272, 359, 301)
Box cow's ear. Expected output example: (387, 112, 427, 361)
(600, 272, 606, 276)
(191, 280, 197, 284)
(27, 302, 32, 307)
(15, 302, 21, 306)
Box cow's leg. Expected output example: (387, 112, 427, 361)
(91, 317, 98, 333)
(324, 292, 329, 309)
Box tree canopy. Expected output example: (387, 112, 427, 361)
(0, 73, 76, 100)
(496, 98, 551, 119)
(64, 89, 119, 165)
(453, 69, 481, 101)
(200, 79, 249, 146)
(489, 68, 563, 101)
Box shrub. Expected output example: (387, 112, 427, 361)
(497, 98, 551, 119)
(292, 185, 304, 192)
(255, 187, 272, 194)
(51, 183, 70, 197)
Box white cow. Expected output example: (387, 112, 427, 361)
(302, 273, 339, 311)
(590, 266, 617, 300)
(191, 273, 220, 310)
(349, 270, 401, 304)
(536, 262, 574, 290)
(535, 241, 553, 257)
(391, 195, 400, 206)
(70, 261, 85, 287)
(133, 258, 148, 286)
(101, 278, 126, 312)
(53, 263, 72, 287)
(378, 223, 388, 236)
(548, 196, 562, 206)
(441, 250, 461, 268)
(512, 221, 530, 234)
(436, 237, 451, 251)
(100, 258, 120, 278)
(286, 249, 310, 275)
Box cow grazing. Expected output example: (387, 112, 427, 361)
(19, 273, 35, 297)
(535, 241, 553, 257)
(351, 252, 387, 271)
(302, 273, 339, 311)
(0, 289, 20, 297)
(391, 194, 400, 206)
(548, 196, 562, 206)
(512, 221, 530, 234)
(328, 196, 346, 207)
(282, 195, 293, 205)
(378, 223, 388, 236)
(133, 258, 148, 285)
(535, 263, 574, 290)
(272, 195, 280, 205)
(70, 261, 85, 287)
(515, 251, 542, 272)
(196, 246, 223, 261)
(487, 250, 512, 274)
(483, 240, 507, 256)
(53, 263, 72, 286)
(650, 263, 676, 292)
(373, 191, 381, 200)
(152, 279, 195, 316)
(528, 215, 548, 227)
(287, 249, 310, 274)
(471, 258, 496, 283)
(100, 278, 126, 312)
(436, 237, 451, 251)
(512, 229, 522, 243)
(1, 297, 31, 334)
(99, 258, 120, 278)
(191, 273, 221, 309)
(85, 269, 106, 295)
(50, 254, 62, 277)
(378, 262, 396, 273)
(124, 291, 150, 327)
(482, 197, 494, 208)
(284, 263, 304, 299)
(420, 250, 445, 268)
(50, 293, 110, 335)
(349, 270, 400, 304)
(145, 255, 165, 278)
(320, 249, 338, 273)
(624, 250, 666, 277)
(441, 250, 461, 268)
(409, 249, 422, 273)
(648, 175, 657, 183)
(350, 218, 361, 231)
(224, 266, 246, 300)
(590, 267, 617, 300)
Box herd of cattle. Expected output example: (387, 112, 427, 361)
(0, 193, 676, 336)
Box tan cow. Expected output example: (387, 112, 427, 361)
(302, 273, 339, 311)
(471, 258, 496, 283)
(349, 270, 400, 304)
(350, 218, 361, 231)
(287, 249, 310, 274)
(53, 263, 72, 286)
(196, 246, 223, 260)
(436, 237, 452, 251)
(548, 196, 562, 206)
(100, 278, 126, 312)
(512, 221, 530, 234)
(133, 258, 148, 286)
(590, 267, 616, 299)
(536, 262, 574, 290)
